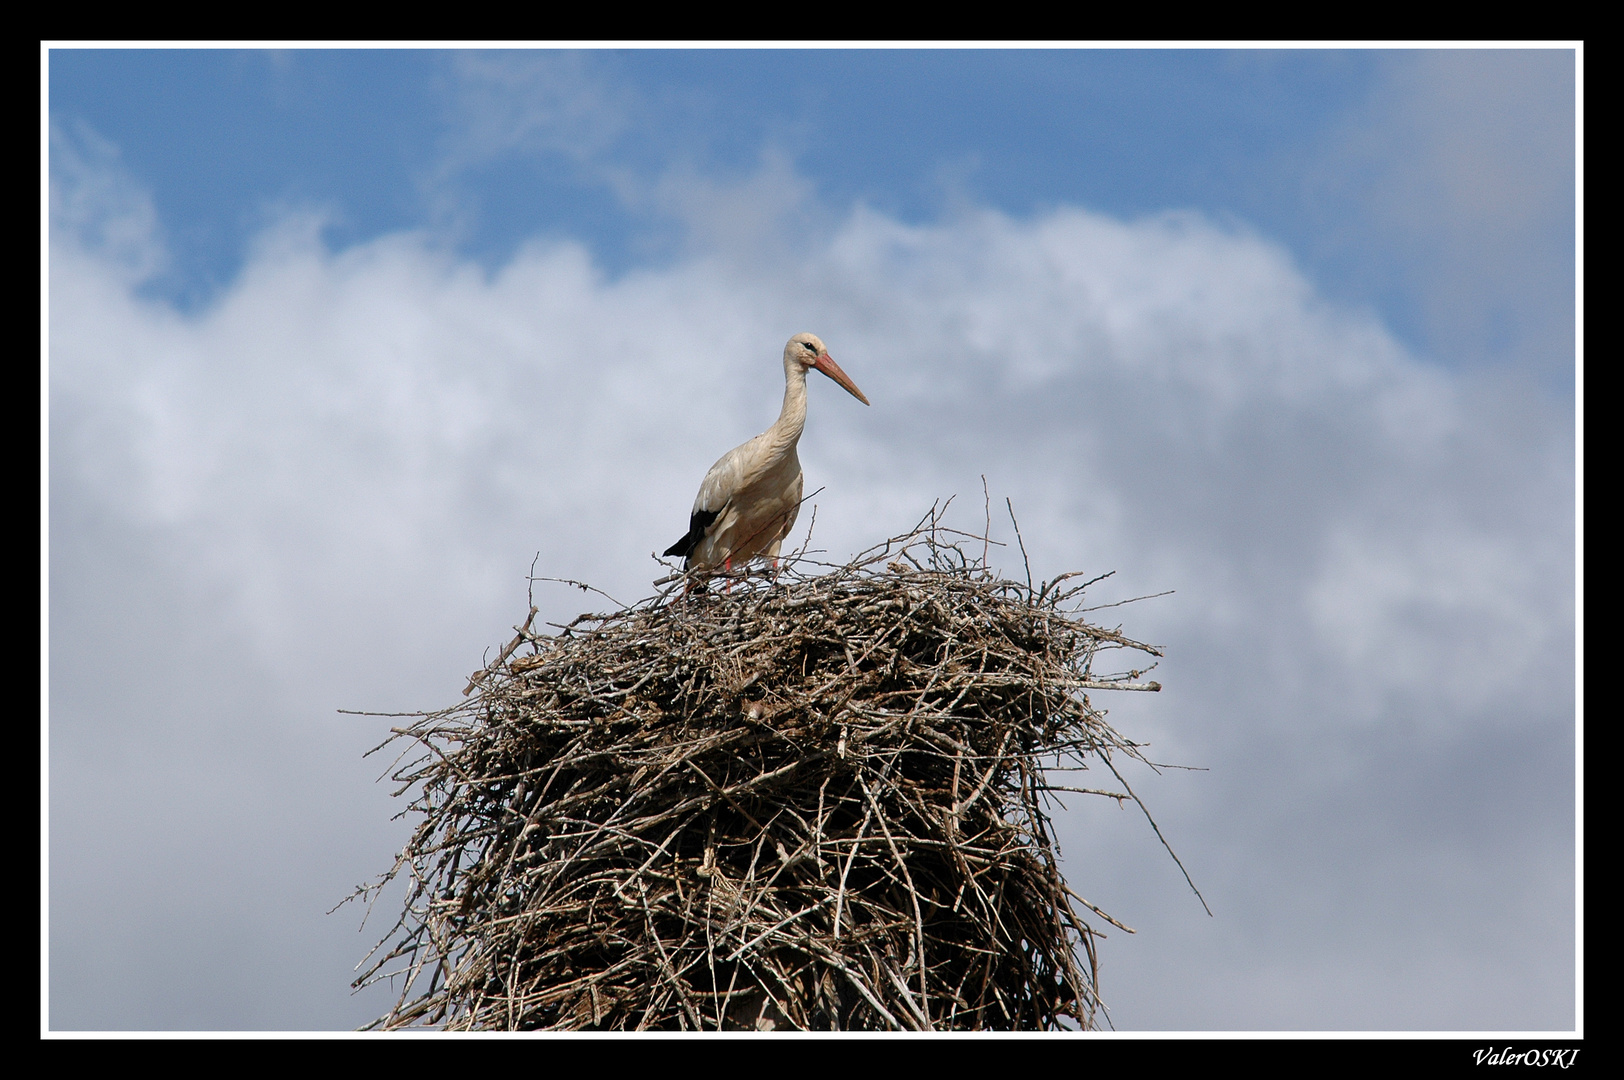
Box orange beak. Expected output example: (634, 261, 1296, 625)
(812, 352, 870, 406)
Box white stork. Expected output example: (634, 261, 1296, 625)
(664, 333, 869, 574)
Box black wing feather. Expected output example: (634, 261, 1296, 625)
(663, 508, 720, 560)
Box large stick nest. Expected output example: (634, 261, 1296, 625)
(348, 511, 1175, 1031)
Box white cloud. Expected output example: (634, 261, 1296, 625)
(441, 51, 633, 169)
(48, 121, 167, 285)
(419, 52, 641, 238)
(48, 147, 1574, 1029)
(1308, 517, 1571, 719)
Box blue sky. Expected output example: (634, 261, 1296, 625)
(53, 51, 1373, 277)
(50, 49, 1574, 383)
(47, 46, 1580, 1033)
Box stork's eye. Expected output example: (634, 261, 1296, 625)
(802, 342, 818, 352)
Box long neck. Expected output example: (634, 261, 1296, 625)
(771, 357, 809, 446)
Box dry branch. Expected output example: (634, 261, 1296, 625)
(346, 510, 1169, 1031)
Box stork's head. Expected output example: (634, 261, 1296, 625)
(786, 333, 870, 406)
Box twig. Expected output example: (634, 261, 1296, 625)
(1006, 498, 1032, 594)
(462, 606, 538, 696)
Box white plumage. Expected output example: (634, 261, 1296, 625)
(665, 333, 869, 573)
